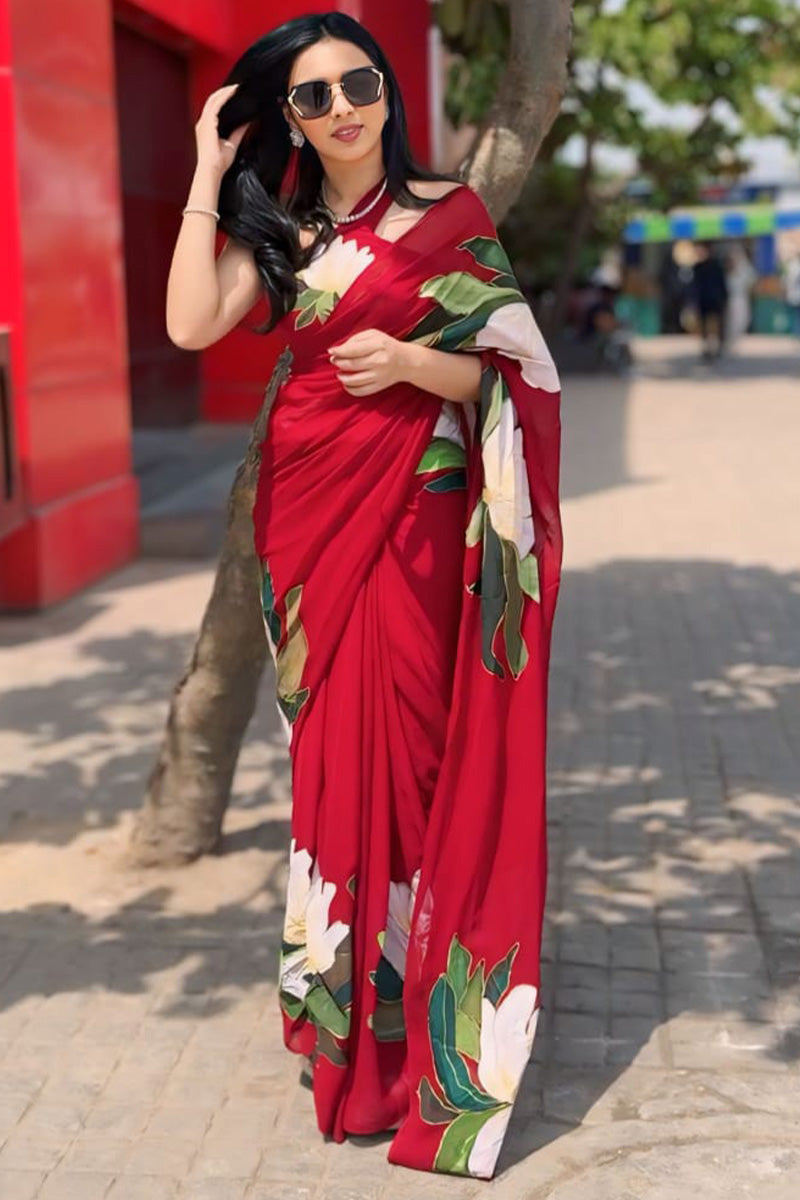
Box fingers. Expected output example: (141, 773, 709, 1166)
(328, 329, 382, 356)
(336, 369, 375, 387)
(205, 83, 240, 114)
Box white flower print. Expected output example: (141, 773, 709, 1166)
(382, 867, 421, 980)
(297, 233, 375, 296)
(481, 383, 534, 559)
(431, 400, 465, 448)
(467, 984, 540, 1178)
(279, 837, 349, 1001)
(473, 301, 560, 394)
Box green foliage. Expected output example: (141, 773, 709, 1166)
(435, 0, 800, 288)
(434, 0, 510, 128)
(436, 0, 800, 187)
(497, 161, 629, 290)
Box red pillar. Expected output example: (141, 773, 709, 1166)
(0, 0, 140, 609)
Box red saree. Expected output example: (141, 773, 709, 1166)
(251, 177, 563, 1180)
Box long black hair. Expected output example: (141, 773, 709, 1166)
(215, 10, 464, 334)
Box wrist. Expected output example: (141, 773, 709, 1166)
(190, 161, 224, 197)
(401, 339, 426, 387)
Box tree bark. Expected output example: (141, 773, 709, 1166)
(457, 0, 574, 224)
(127, 3, 575, 868)
(545, 131, 596, 338)
(126, 348, 292, 866)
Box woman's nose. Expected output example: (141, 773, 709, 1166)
(329, 83, 355, 116)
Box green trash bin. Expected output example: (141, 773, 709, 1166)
(752, 295, 792, 335)
(615, 294, 661, 336)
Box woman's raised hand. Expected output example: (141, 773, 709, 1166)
(195, 83, 250, 177)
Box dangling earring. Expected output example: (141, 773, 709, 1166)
(289, 125, 305, 147)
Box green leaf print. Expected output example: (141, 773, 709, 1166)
(375, 954, 404, 1002)
(482, 370, 505, 444)
(447, 935, 471, 1005)
(260, 559, 282, 650)
(461, 959, 484, 1026)
(479, 513, 506, 680)
(501, 539, 529, 679)
(294, 286, 336, 329)
(315, 1025, 348, 1067)
(455, 1010, 481, 1062)
(419, 1075, 461, 1125)
(484, 942, 520, 1008)
(415, 437, 467, 474)
(457, 234, 519, 288)
(423, 470, 466, 493)
(518, 550, 541, 602)
(305, 980, 350, 1038)
(278, 989, 305, 1020)
(429, 976, 497, 1113)
(370, 998, 406, 1042)
(434, 1106, 508, 1176)
(275, 583, 310, 723)
(465, 497, 486, 547)
(419, 271, 520, 317)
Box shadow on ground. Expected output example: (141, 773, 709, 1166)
(1, 557, 798, 1183)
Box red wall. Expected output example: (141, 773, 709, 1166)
(0, 0, 431, 610)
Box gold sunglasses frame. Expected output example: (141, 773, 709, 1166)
(280, 66, 385, 120)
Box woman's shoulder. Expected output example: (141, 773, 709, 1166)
(406, 178, 472, 202)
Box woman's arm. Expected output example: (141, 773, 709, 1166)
(329, 329, 482, 404)
(166, 163, 264, 349)
(402, 342, 482, 405)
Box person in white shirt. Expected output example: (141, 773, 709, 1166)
(783, 251, 800, 337)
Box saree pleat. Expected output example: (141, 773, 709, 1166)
(252, 178, 563, 1179)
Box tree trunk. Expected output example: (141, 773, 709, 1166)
(457, 0, 574, 224)
(545, 132, 596, 338)
(127, 3, 575, 868)
(125, 348, 292, 866)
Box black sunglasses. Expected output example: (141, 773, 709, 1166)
(280, 66, 384, 120)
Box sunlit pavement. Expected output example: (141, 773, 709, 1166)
(0, 334, 798, 1198)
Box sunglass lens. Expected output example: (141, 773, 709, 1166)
(293, 80, 330, 117)
(343, 68, 381, 105)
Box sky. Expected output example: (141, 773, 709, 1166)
(560, 1, 800, 185)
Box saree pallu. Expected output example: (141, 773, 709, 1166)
(251, 180, 563, 1180)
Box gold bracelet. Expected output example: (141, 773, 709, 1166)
(182, 205, 220, 220)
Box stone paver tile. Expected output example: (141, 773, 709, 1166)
(245, 1185, 316, 1200)
(122, 1136, 198, 1177)
(144, 1106, 215, 1141)
(60, 1133, 134, 1173)
(0, 1170, 46, 1200)
(82, 1101, 152, 1138)
(37, 1170, 115, 1199)
(106, 1177, 179, 1199)
(158, 1075, 230, 1108)
(178, 1180, 247, 1200)
(0, 1133, 68, 1172)
(0, 1092, 32, 1139)
(321, 1187, 383, 1200)
(179, 1182, 248, 1200)
(188, 1138, 261, 1181)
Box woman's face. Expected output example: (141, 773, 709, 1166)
(282, 38, 388, 165)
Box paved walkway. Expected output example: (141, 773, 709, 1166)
(1, 336, 799, 1198)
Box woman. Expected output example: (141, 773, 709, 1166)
(166, 11, 563, 1181)
(724, 244, 756, 349)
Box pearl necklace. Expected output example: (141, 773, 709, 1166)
(321, 175, 388, 224)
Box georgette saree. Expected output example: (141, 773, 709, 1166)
(251, 177, 563, 1180)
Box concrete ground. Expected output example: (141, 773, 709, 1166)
(1, 334, 799, 1198)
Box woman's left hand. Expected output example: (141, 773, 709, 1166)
(328, 328, 411, 395)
